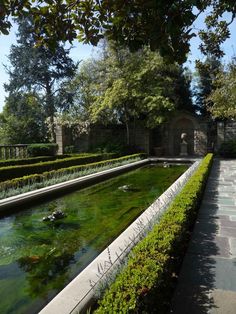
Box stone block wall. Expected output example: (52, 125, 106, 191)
(55, 124, 150, 154)
(216, 121, 236, 151)
(56, 112, 219, 157)
(224, 121, 236, 140)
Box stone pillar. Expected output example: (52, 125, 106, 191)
(180, 143, 188, 156)
(216, 122, 225, 151)
(194, 128, 207, 156)
(55, 125, 64, 155)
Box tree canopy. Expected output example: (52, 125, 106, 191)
(0, 1, 235, 63)
(4, 16, 78, 140)
(194, 56, 222, 116)
(208, 60, 236, 119)
(0, 92, 47, 144)
(60, 43, 193, 144)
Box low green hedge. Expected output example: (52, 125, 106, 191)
(0, 154, 73, 168)
(27, 143, 58, 156)
(95, 153, 213, 314)
(0, 153, 118, 182)
(0, 153, 146, 193)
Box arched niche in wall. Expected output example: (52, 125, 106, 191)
(168, 113, 200, 156)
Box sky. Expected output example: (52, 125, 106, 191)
(186, 11, 236, 69)
(0, 11, 235, 112)
(0, 24, 99, 112)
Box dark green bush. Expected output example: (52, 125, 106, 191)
(64, 145, 77, 154)
(91, 137, 144, 155)
(0, 153, 120, 182)
(219, 140, 236, 158)
(0, 153, 146, 193)
(93, 142, 124, 154)
(0, 155, 71, 168)
(27, 143, 58, 157)
(95, 154, 213, 314)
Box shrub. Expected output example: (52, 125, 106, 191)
(64, 145, 77, 154)
(0, 153, 119, 182)
(95, 154, 213, 314)
(0, 153, 147, 198)
(27, 143, 58, 157)
(218, 140, 236, 158)
(0, 155, 71, 168)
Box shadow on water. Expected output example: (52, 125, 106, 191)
(170, 159, 222, 314)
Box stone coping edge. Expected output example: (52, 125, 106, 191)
(39, 159, 201, 314)
(0, 159, 149, 214)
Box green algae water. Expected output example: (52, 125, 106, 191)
(0, 164, 187, 314)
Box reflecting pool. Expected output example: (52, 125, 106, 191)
(0, 164, 187, 314)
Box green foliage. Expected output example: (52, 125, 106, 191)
(1, 1, 235, 62)
(64, 146, 77, 154)
(208, 60, 236, 119)
(173, 66, 193, 112)
(4, 16, 77, 141)
(68, 44, 192, 145)
(0, 153, 146, 198)
(27, 143, 58, 157)
(0, 155, 72, 168)
(95, 154, 213, 314)
(53, 61, 94, 140)
(90, 46, 175, 132)
(0, 92, 48, 144)
(194, 57, 222, 116)
(218, 140, 236, 158)
(0, 153, 120, 182)
(92, 141, 126, 155)
(198, 4, 235, 58)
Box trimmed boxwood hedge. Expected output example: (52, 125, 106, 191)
(0, 153, 118, 182)
(0, 154, 73, 168)
(0, 153, 146, 193)
(94, 153, 213, 314)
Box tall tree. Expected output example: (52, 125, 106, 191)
(194, 56, 222, 115)
(0, 92, 48, 144)
(167, 65, 193, 112)
(208, 59, 236, 119)
(0, 1, 235, 63)
(65, 44, 192, 145)
(5, 16, 77, 140)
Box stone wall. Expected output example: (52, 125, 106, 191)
(224, 121, 236, 140)
(55, 123, 150, 154)
(155, 112, 208, 156)
(216, 121, 236, 150)
(56, 112, 215, 156)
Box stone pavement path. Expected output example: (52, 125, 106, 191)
(170, 159, 236, 314)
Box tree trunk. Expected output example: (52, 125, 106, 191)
(45, 83, 56, 142)
(124, 105, 130, 145)
(125, 120, 130, 145)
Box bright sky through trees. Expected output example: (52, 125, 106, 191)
(0, 11, 235, 112)
(0, 24, 97, 112)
